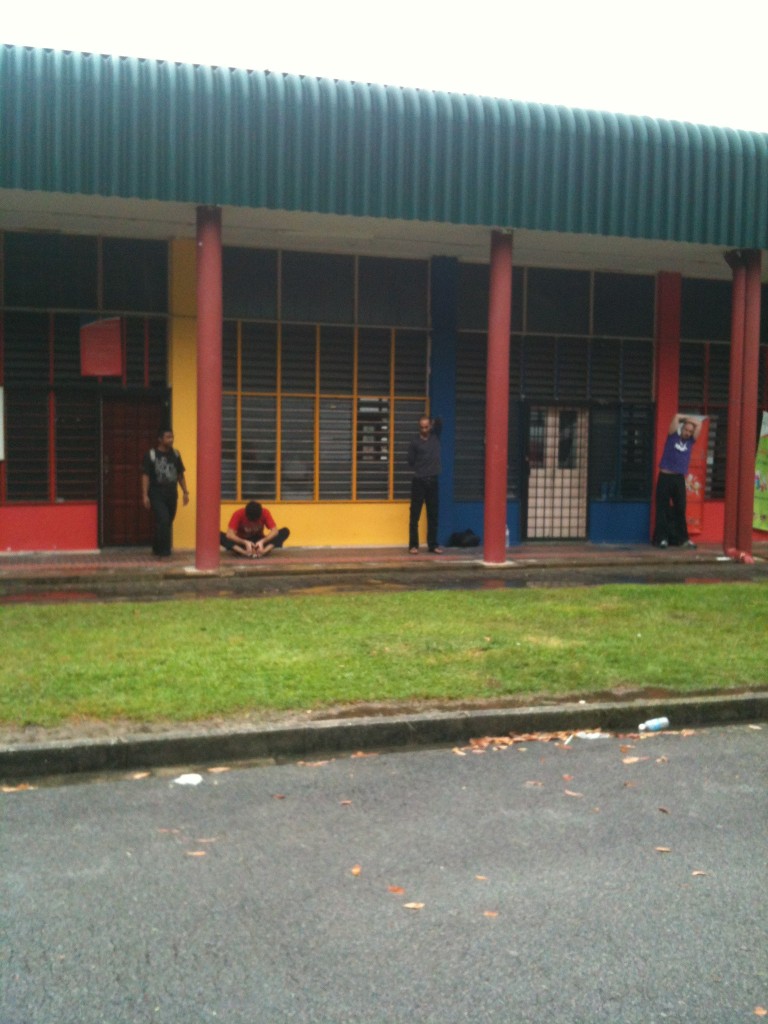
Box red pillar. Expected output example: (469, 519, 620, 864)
(737, 250, 762, 556)
(195, 206, 223, 572)
(652, 273, 682, 539)
(483, 231, 513, 565)
(723, 252, 746, 555)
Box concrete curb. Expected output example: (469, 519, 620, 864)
(2, 693, 766, 782)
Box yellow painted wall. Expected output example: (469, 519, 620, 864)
(220, 501, 416, 547)
(167, 236, 420, 550)
(168, 238, 198, 549)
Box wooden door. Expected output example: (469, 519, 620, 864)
(526, 406, 589, 539)
(102, 397, 165, 546)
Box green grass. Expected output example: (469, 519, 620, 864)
(1, 584, 765, 727)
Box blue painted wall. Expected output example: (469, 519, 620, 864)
(589, 502, 651, 543)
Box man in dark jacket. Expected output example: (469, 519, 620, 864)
(408, 416, 443, 554)
(141, 429, 189, 557)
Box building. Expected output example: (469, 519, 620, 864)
(1, 44, 766, 561)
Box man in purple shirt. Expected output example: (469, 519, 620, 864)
(653, 414, 704, 548)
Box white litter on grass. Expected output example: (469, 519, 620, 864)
(716, 556, 732, 562)
(575, 731, 611, 740)
(173, 773, 203, 786)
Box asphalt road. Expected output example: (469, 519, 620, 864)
(2, 725, 766, 1023)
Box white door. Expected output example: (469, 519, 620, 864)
(526, 406, 589, 539)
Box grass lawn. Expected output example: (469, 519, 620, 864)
(1, 584, 765, 727)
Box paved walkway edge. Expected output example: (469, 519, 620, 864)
(2, 693, 766, 781)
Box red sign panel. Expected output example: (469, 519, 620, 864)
(685, 419, 709, 535)
(80, 318, 124, 377)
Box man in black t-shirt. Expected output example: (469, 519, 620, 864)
(141, 429, 190, 557)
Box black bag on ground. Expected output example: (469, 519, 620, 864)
(447, 528, 480, 548)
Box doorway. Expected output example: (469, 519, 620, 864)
(101, 396, 167, 546)
(525, 406, 589, 539)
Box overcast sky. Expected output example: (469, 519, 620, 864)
(4, 0, 768, 133)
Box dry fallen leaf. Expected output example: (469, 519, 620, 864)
(524, 780, 544, 787)
(340, 800, 353, 806)
(562, 774, 574, 782)
(475, 875, 488, 881)
(564, 789, 584, 798)
(452, 747, 467, 756)
(483, 911, 499, 918)
(692, 870, 708, 877)
(747, 725, 762, 731)
(388, 885, 405, 895)
(403, 902, 425, 910)
(297, 760, 332, 768)
(350, 864, 362, 877)
(208, 766, 231, 774)
(680, 729, 695, 737)
(623, 781, 637, 788)
(351, 751, 379, 759)
(658, 807, 670, 814)
(656, 755, 669, 764)
(620, 744, 634, 753)
(130, 771, 150, 780)
(622, 756, 649, 765)
(754, 1009, 767, 1018)
(654, 847, 672, 853)
(1, 782, 37, 793)
(186, 851, 207, 857)
(272, 793, 286, 800)
(195, 838, 217, 844)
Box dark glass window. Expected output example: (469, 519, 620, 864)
(281, 252, 354, 323)
(4, 232, 98, 310)
(358, 257, 428, 327)
(102, 239, 168, 313)
(594, 273, 655, 337)
(223, 248, 277, 319)
(681, 279, 731, 341)
(526, 268, 589, 334)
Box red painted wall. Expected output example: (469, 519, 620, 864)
(0, 504, 98, 552)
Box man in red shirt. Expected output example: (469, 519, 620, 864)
(220, 501, 290, 558)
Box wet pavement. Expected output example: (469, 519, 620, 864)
(1, 541, 767, 603)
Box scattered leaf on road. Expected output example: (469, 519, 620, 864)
(208, 766, 231, 774)
(692, 870, 708, 877)
(130, 772, 150, 780)
(656, 755, 669, 764)
(524, 780, 544, 787)
(562, 774, 574, 782)
(754, 1008, 767, 1018)
(297, 760, 332, 768)
(340, 799, 353, 806)
(388, 886, 405, 895)
(350, 864, 362, 876)
(658, 807, 670, 814)
(351, 751, 379, 759)
(564, 789, 584, 798)
(1, 783, 36, 792)
(483, 911, 499, 918)
(186, 851, 207, 857)
(272, 793, 286, 800)
(403, 902, 425, 910)
(747, 725, 762, 731)
(452, 748, 467, 756)
(475, 875, 488, 881)
(654, 847, 672, 853)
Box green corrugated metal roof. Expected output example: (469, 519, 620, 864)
(2, 44, 767, 248)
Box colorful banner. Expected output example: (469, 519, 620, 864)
(685, 419, 709, 535)
(754, 411, 768, 532)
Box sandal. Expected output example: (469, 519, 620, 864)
(409, 547, 419, 554)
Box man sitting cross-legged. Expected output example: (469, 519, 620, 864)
(220, 501, 290, 559)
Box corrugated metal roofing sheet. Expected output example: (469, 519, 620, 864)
(2, 44, 767, 248)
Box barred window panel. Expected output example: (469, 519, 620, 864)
(394, 331, 428, 395)
(222, 323, 239, 391)
(55, 393, 99, 499)
(4, 312, 50, 384)
(242, 395, 277, 500)
(320, 328, 354, 395)
(356, 399, 390, 498)
(555, 338, 589, 400)
(590, 339, 621, 400)
(221, 393, 238, 500)
(522, 336, 556, 400)
(54, 315, 89, 383)
(242, 323, 278, 392)
(319, 399, 353, 499)
(454, 333, 487, 502)
(358, 329, 391, 396)
(620, 341, 653, 402)
(281, 397, 314, 499)
(5, 390, 50, 500)
(281, 326, 316, 394)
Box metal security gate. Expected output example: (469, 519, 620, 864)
(525, 406, 589, 539)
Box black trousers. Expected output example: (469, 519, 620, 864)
(653, 472, 689, 545)
(220, 527, 290, 554)
(149, 489, 178, 556)
(409, 476, 439, 550)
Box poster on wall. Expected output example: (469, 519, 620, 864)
(685, 417, 709, 536)
(754, 411, 768, 532)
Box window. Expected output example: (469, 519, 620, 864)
(221, 251, 430, 502)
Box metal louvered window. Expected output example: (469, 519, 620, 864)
(2, 309, 167, 502)
(221, 251, 429, 503)
(454, 267, 656, 504)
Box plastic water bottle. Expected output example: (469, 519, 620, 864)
(638, 716, 670, 732)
